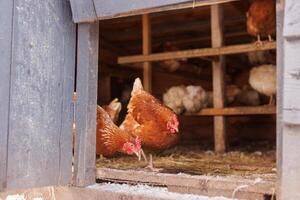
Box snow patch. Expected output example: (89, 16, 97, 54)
(89, 183, 234, 200)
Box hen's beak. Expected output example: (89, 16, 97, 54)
(175, 127, 179, 133)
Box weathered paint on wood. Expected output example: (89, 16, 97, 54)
(1, 0, 76, 191)
(211, 4, 227, 153)
(0, 0, 14, 191)
(278, 0, 300, 199)
(283, 0, 300, 38)
(69, 0, 238, 22)
(276, 0, 284, 199)
(74, 22, 99, 186)
(93, 0, 190, 19)
(69, 0, 97, 23)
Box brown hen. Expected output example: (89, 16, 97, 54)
(96, 105, 142, 157)
(246, 0, 276, 42)
(120, 78, 179, 151)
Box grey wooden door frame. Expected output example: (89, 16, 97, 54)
(0, 0, 76, 192)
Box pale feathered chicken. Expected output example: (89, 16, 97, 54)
(163, 86, 187, 114)
(163, 85, 208, 114)
(249, 64, 276, 105)
(182, 85, 208, 114)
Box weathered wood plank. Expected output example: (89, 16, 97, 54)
(6, 0, 75, 190)
(142, 14, 152, 92)
(96, 168, 275, 199)
(279, 0, 300, 199)
(69, 0, 97, 23)
(93, 0, 238, 20)
(194, 106, 276, 116)
(211, 4, 226, 153)
(0, 0, 13, 191)
(74, 22, 99, 186)
(118, 42, 276, 64)
(59, 1, 77, 184)
(283, 0, 300, 38)
(276, 0, 284, 199)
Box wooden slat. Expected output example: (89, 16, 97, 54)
(96, 168, 275, 199)
(194, 106, 276, 116)
(211, 4, 226, 153)
(6, 0, 75, 190)
(279, 0, 300, 199)
(74, 22, 99, 187)
(69, 0, 97, 23)
(142, 14, 152, 92)
(276, 0, 284, 199)
(0, 0, 13, 191)
(93, 0, 238, 20)
(118, 41, 276, 64)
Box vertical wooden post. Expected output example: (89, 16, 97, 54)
(211, 4, 227, 153)
(74, 21, 99, 186)
(142, 14, 152, 92)
(278, 0, 300, 199)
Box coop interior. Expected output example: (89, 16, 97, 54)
(95, 1, 276, 178)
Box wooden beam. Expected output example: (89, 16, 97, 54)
(95, 0, 239, 21)
(74, 22, 99, 186)
(211, 4, 226, 153)
(96, 168, 275, 199)
(194, 106, 276, 116)
(278, 0, 300, 199)
(142, 14, 152, 92)
(0, 0, 13, 191)
(118, 41, 276, 64)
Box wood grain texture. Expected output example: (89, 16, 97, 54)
(5, 0, 75, 191)
(0, 0, 14, 191)
(74, 22, 99, 186)
(97, 168, 275, 199)
(211, 4, 226, 153)
(142, 14, 152, 92)
(118, 42, 276, 64)
(93, 0, 238, 20)
(69, 0, 97, 23)
(195, 106, 276, 116)
(283, 0, 300, 38)
(279, 0, 300, 199)
(276, 0, 284, 199)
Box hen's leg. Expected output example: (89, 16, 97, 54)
(268, 95, 275, 106)
(268, 35, 273, 42)
(145, 154, 162, 172)
(255, 35, 263, 46)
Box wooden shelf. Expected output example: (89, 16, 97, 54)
(118, 41, 276, 64)
(188, 106, 276, 116)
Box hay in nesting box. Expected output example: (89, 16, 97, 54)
(96, 143, 276, 177)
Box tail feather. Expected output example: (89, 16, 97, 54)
(131, 78, 144, 96)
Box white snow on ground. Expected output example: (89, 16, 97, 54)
(89, 183, 235, 200)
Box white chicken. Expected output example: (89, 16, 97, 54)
(163, 86, 187, 114)
(249, 64, 276, 105)
(182, 85, 208, 114)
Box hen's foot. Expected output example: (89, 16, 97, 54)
(255, 35, 263, 47)
(145, 154, 163, 172)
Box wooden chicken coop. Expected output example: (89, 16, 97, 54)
(1, 0, 300, 200)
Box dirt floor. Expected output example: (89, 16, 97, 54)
(96, 141, 276, 177)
